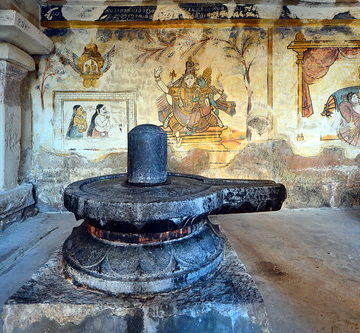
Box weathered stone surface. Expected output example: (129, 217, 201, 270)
(168, 148, 210, 174)
(228, 140, 360, 208)
(63, 173, 286, 228)
(338, 187, 360, 207)
(0, 42, 35, 71)
(61, 124, 285, 295)
(0, 183, 36, 230)
(0, 60, 28, 190)
(287, 147, 352, 170)
(31, 150, 128, 209)
(0, 0, 39, 27)
(3, 244, 269, 333)
(63, 220, 224, 294)
(31, 139, 359, 209)
(284, 184, 330, 209)
(0, 10, 53, 54)
(128, 124, 167, 185)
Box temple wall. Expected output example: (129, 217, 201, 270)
(28, 3, 360, 209)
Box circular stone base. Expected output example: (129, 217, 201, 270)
(62, 219, 224, 295)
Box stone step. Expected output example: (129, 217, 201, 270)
(0, 213, 79, 306)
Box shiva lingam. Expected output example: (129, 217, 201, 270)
(62, 124, 286, 295)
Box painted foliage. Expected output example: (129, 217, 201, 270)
(136, 27, 263, 119)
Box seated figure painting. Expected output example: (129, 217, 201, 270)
(322, 86, 360, 146)
(154, 57, 236, 142)
(66, 105, 87, 139)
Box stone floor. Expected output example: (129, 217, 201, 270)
(0, 208, 359, 333)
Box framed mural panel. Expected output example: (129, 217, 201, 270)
(53, 91, 136, 150)
(288, 32, 360, 145)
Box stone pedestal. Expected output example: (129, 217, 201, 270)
(2, 243, 270, 333)
(2, 124, 285, 331)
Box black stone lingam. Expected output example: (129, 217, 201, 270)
(62, 124, 286, 295)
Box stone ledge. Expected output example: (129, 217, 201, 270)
(0, 43, 35, 71)
(0, 183, 36, 230)
(2, 244, 269, 333)
(0, 10, 53, 55)
(0, 0, 40, 27)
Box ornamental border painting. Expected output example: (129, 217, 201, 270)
(53, 91, 137, 151)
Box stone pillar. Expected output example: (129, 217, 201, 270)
(0, 59, 28, 190)
(0, 43, 36, 229)
(0, 8, 54, 229)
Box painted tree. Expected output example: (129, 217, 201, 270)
(220, 30, 259, 119)
(37, 56, 65, 110)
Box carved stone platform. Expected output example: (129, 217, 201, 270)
(63, 219, 224, 295)
(2, 242, 269, 333)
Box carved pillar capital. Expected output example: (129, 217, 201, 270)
(0, 59, 28, 81)
(295, 50, 306, 65)
(0, 60, 28, 107)
(0, 42, 35, 72)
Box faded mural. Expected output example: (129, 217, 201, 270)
(28, 3, 360, 208)
(287, 31, 360, 145)
(53, 91, 136, 151)
(323, 88, 360, 146)
(154, 58, 236, 142)
(59, 43, 115, 88)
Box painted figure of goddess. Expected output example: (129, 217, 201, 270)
(66, 105, 87, 139)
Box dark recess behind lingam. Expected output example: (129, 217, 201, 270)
(62, 124, 286, 295)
